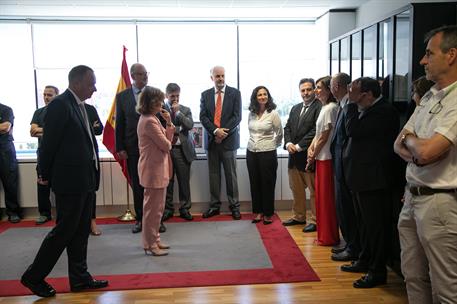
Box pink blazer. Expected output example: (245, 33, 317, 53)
(137, 114, 175, 189)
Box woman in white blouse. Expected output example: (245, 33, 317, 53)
(247, 86, 283, 225)
(307, 76, 339, 246)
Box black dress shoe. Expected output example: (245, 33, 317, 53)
(202, 208, 220, 218)
(282, 218, 306, 226)
(162, 211, 174, 222)
(21, 277, 56, 298)
(132, 221, 142, 234)
(303, 223, 317, 233)
(159, 222, 166, 233)
(179, 211, 193, 221)
(71, 279, 109, 292)
(8, 214, 21, 224)
(231, 210, 241, 220)
(353, 272, 387, 288)
(331, 249, 358, 261)
(340, 260, 369, 273)
(331, 245, 346, 254)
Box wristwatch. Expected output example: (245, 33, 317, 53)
(401, 133, 414, 145)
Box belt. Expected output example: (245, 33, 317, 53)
(408, 186, 457, 196)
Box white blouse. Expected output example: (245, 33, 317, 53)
(315, 102, 338, 161)
(247, 109, 283, 152)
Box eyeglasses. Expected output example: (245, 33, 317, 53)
(429, 101, 443, 114)
(134, 72, 149, 77)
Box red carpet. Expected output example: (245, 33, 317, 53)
(0, 214, 319, 297)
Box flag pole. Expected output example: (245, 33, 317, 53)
(117, 179, 135, 221)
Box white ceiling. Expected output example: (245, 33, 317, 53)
(0, 0, 371, 20)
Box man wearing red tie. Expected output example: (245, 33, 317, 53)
(199, 66, 242, 220)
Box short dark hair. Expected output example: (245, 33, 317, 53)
(316, 76, 336, 103)
(425, 25, 457, 52)
(166, 83, 180, 94)
(248, 86, 277, 114)
(299, 78, 315, 89)
(68, 65, 93, 84)
(333, 73, 351, 87)
(412, 76, 434, 98)
(45, 85, 59, 95)
(354, 77, 381, 98)
(136, 86, 164, 115)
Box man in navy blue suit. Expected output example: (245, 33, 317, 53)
(21, 65, 108, 297)
(199, 66, 242, 220)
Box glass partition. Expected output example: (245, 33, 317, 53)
(394, 10, 411, 103)
(363, 25, 377, 78)
(331, 42, 339, 75)
(351, 31, 362, 80)
(379, 19, 393, 100)
(340, 37, 350, 75)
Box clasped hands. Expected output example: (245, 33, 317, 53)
(214, 128, 229, 144)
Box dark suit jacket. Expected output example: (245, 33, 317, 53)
(166, 103, 196, 163)
(342, 98, 399, 192)
(39, 89, 100, 194)
(115, 88, 140, 155)
(199, 85, 242, 151)
(330, 97, 348, 181)
(283, 99, 322, 171)
(85, 103, 104, 136)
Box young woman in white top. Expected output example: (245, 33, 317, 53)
(307, 76, 340, 246)
(247, 86, 283, 225)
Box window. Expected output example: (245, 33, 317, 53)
(1, 19, 326, 158)
(137, 22, 237, 122)
(32, 22, 137, 156)
(239, 22, 322, 153)
(0, 22, 35, 157)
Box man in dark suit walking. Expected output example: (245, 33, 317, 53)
(200, 66, 242, 220)
(162, 83, 196, 221)
(340, 77, 399, 288)
(282, 78, 321, 233)
(115, 63, 149, 233)
(21, 65, 108, 297)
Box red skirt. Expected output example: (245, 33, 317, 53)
(315, 159, 340, 246)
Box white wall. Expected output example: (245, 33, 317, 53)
(356, 0, 457, 28)
(328, 11, 356, 41)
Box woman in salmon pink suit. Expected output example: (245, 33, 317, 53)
(137, 86, 175, 256)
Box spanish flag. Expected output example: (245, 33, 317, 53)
(102, 46, 131, 182)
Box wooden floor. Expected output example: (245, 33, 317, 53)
(0, 211, 408, 304)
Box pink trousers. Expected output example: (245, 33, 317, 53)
(142, 187, 166, 249)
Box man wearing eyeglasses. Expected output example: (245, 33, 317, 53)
(30, 85, 59, 225)
(394, 25, 457, 304)
(341, 77, 399, 288)
(116, 63, 165, 234)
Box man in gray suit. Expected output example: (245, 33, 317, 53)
(115, 63, 149, 233)
(162, 83, 196, 221)
(200, 66, 242, 220)
(282, 78, 321, 233)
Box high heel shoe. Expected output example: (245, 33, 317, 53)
(144, 246, 169, 256)
(157, 242, 170, 249)
(251, 214, 262, 223)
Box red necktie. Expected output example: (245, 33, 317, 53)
(214, 90, 222, 128)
